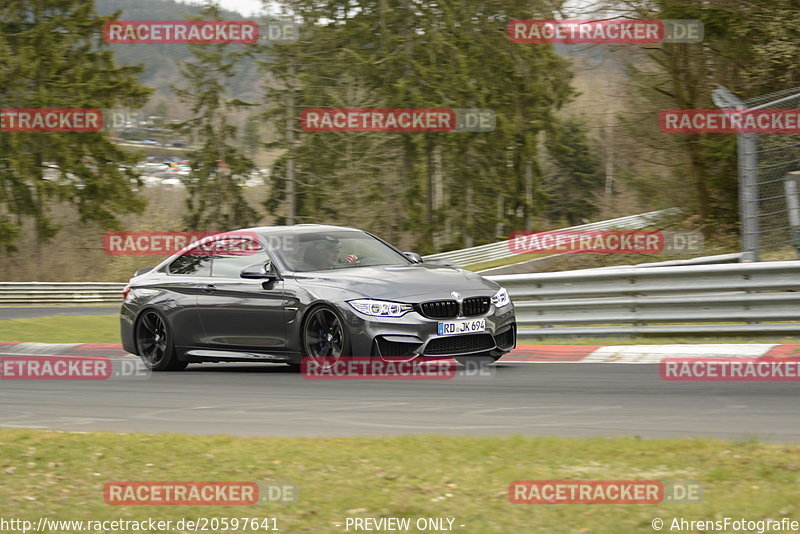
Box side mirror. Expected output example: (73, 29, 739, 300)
(134, 267, 154, 277)
(403, 251, 423, 263)
(240, 261, 278, 279)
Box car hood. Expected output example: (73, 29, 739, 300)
(290, 264, 500, 302)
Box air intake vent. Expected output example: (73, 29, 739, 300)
(376, 338, 421, 357)
(493, 325, 516, 349)
(424, 334, 495, 355)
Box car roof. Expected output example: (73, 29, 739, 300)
(240, 224, 365, 236)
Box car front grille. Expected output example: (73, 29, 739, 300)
(418, 297, 491, 319)
(424, 334, 495, 356)
(462, 297, 491, 316)
(419, 300, 459, 319)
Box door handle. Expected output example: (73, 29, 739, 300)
(202, 284, 216, 293)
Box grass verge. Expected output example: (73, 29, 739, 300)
(1, 429, 799, 533)
(0, 315, 119, 344)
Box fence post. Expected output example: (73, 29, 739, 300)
(784, 171, 800, 258)
(713, 86, 759, 262)
(738, 132, 760, 261)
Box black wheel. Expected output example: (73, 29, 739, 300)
(135, 310, 187, 371)
(302, 305, 350, 367)
(454, 353, 500, 367)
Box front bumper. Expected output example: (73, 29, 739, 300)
(338, 302, 516, 358)
(119, 302, 137, 355)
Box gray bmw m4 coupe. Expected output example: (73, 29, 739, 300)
(120, 225, 516, 371)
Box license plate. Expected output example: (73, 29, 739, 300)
(437, 318, 486, 336)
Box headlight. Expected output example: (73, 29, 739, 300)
(491, 287, 511, 308)
(348, 299, 414, 317)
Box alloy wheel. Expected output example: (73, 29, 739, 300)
(136, 311, 168, 368)
(303, 307, 345, 367)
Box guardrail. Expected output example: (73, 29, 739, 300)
(3, 261, 797, 340)
(422, 208, 683, 268)
(486, 260, 800, 337)
(587, 252, 743, 270)
(0, 282, 125, 305)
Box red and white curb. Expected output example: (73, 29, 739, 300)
(0, 342, 797, 363)
(506, 344, 800, 363)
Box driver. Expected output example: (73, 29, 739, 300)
(302, 236, 359, 270)
(303, 237, 341, 270)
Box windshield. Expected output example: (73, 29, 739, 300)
(271, 230, 412, 272)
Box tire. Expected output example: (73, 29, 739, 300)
(454, 353, 500, 367)
(301, 305, 351, 368)
(135, 309, 187, 371)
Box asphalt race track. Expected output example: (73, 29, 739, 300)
(1, 306, 797, 441)
(0, 354, 798, 441)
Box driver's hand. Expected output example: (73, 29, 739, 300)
(343, 255, 358, 263)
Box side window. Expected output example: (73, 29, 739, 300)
(211, 238, 271, 278)
(167, 252, 213, 276)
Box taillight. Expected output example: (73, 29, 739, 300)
(122, 284, 131, 300)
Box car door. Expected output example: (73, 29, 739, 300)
(159, 250, 214, 348)
(194, 237, 287, 352)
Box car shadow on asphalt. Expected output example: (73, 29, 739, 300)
(178, 363, 299, 373)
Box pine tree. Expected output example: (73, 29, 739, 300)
(544, 117, 604, 226)
(0, 0, 152, 252)
(258, 0, 574, 250)
(620, 0, 800, 227)
(173, 1, 258, 231)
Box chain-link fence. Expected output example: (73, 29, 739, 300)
(714, 86, 800, 260)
